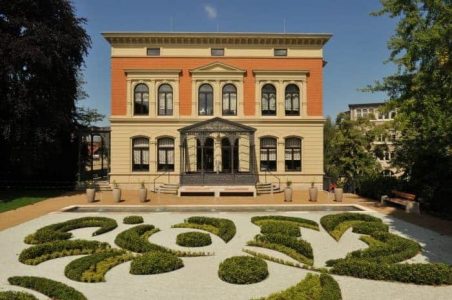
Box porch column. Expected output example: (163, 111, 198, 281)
(231, 138, 234, 174)
(239, 134, 250, 172)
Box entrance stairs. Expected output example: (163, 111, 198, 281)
(95, 180, 112, 191)
(155, 183, 180, 195)
(255, 182, 281, 195)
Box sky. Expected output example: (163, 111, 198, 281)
(72, 0, 397, 126)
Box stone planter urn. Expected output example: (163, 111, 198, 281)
(334, 188, 343, 202)
(112, 181, 121, 203)
(309, 182, 318, 202)
(284, 180, 293, 202)
(86, 186, 96, 203)
(139, 182, 147, 203)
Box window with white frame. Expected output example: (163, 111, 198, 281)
(285, 138, 301, 171)
(222, 84, 237, 116)
(285, 84, 300, 116)
(261, 84, 276, 116)
(133, 84, 149, 116)
(198, 84, 213, 115)
(158, 84, 173, 116)
(157, 138, 174, 171)
(132, 137, 149, 171)
(260, 137, 277, 171)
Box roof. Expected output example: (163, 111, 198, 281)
(102, 31, 332, 47)
(348, 102, 386, 109)
(178, 117, 256, 133)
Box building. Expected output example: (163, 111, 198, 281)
(348, 102, 398, 176)
(103, 32, 331, 191)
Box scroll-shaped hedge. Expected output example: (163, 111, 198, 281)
(114, 224, 167, 253)
(8, 276, 87, 300)
(0, 291, 38, 300)
(19, 240, 110, 265)
(123, 216, 144, 224)
(251, 215, 319, 231)
(320, 213, 384, 241)
(172, 216, 236, 243)
(24, 217, 118, 244)
(65, 249, 134, 282)
(130, 251, 183, 275)
(218, 256, 268, 284)
(176, 232, 212, 247)
(258, 273, 342, 300)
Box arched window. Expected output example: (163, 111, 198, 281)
(260, 137, 277, 171)
(198, 84, 213, 115)
(132, 137, 149, 171)
(133, 84, 149, 115)
(285, 138, 301, 171)
(285, 84, 300, 116)
(222, 84, 237, 116)
(158, 84, 173, 116)
(261, 84, 276, 116)
(157, 138, 174, 171)
(382, 170, 394, 177)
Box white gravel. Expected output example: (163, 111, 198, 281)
(0, 210, 451, 300)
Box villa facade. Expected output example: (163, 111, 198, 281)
(103, 32, 331, 189)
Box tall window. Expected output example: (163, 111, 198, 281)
(260, 137, 277, 171)
(158, 84, 173, 116)
(356, 109, 362, 118)
(198, 84, 213, 115)
(132, 138, 149, 171)
(222, 84, 237, 116)
(285, 138, 301, 171)
(133, 84, 149, 115)
(285, 84, 300, 116)
(157, 138, 174, 171)
(261, 84, 276, 116)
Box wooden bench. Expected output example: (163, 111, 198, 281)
(381, 190, 420, 214)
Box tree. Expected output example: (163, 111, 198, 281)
(0, 0, 91, 184)
(369, 0, 452, 213)
(324, 113, 381, 190)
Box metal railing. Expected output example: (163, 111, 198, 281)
(263, 169, 281, 192)
(153, 170, 171, 192)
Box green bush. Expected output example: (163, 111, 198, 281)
(256, 234, 313, 259)
(65, 249, 133, 282)
(256, 273, 342, 300)
(114, 224, 167, 253)
(331, 260, 452, 285)
(356, 175, 400, 200)
(247, 239, 313, 266)
(19, 240, 110, 265)
(251, 215, 319, 231)
(8, 276, 87, 300)
(173, 216, 236, 243)
(24, 217, 118, 244)
(123, 216, 144, 224)
(130, 251, 183, 275)
(0, 291, 38, 300)
(259, 221, 301, 237)
(218, 256, 268, 284)
(176, 231, 212, 247)
(320, 213, 383, 240)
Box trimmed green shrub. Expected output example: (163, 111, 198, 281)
(114, 224, 167, 253)
(256, 273, 342, 300)
(256, 234, 313, 259)
(123, 216, 144, 224)
(0, 291, 38, 300)
(320, 213, 383, 240)
(65, 249, 134, 282)
(176, 231, 212, 247)
(173, 216, 236, 243)
(8, 276, 87, 300)
(218, 256, 268, 284)
(130, 251, 183, 275)
(259, 221, 301, 237)
(247, 240, 313, 266)
(356, 175, 400, 201)
(24, 217, 118, 244)
(330, 260, 452, 285)
(251, 215, 319, 231)
(19, 240, 110, 265)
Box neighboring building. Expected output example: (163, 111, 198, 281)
(103, 32, 331, 190)
(348, 102, 398, 176)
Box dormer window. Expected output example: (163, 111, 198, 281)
(147, 48, 160, 56)
(274, 49, 287, 56)
(211, 48, 224, 56)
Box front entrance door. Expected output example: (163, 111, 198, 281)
(221, 138, 239, 173)
(197, 138, 214, 172)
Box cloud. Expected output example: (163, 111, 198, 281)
(204, 4, 217, 19)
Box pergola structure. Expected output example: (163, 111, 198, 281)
(178, 118, 257, 185)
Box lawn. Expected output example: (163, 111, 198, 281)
(0, 190, 63, 213)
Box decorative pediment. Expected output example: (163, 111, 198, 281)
(190, 62, 246, 75)
(179, 117, 255, 133)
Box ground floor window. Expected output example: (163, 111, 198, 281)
(260, 137, 277, 171)
(285, 138, 301, 171)
(132, 137, 149, 171)
(158, 138, 175, 171)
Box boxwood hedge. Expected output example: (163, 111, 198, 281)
(123, 216, 144, 224)
(114, 224, 167, 253)
(172, 216, 236, 242)
(320, 213, 383, 241)
(218, 256, 268, 284)
(24, 217, 118, 244)
(259, 221, 301, 237)
(130, 251, 183, 275)
(251, 215, 319, 231)
(19, 240, 110, 265)
(176, 231, 212, 247)
(65, 249, 134, 282)
(0, 291, 38, 300)
(8, 276, 87, 300)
